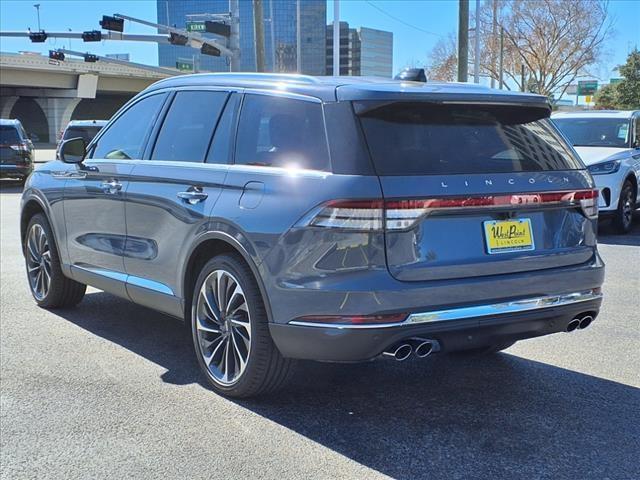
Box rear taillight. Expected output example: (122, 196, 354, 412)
(291, 312, 408, 326)
(303, 189, 599, 231)
(9, 143, 29, 152)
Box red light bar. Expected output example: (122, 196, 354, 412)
(293, 312, 408, 326)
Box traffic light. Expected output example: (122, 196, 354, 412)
(29, 30, 47, 43)
(49, 50, 65, 61)
(82, 30, 102, 42)
(169, 32, 189, 46)
(204, 21, 231, 37)
(99, 15, 124, 32)
(201, 43, 221, 57)
(84, 54, 99, 63)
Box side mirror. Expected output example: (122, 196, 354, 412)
(59, 137, 86, 164)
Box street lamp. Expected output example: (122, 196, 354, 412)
(33, 4, 41, 31)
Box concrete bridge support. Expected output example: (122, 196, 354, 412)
(34, 97, 82, 144)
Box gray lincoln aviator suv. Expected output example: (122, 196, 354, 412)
(21, 74, 604, 397)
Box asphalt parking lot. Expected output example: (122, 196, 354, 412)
(1, 178, 639, 480)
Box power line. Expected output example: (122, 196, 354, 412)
(364, 1, 444, 38)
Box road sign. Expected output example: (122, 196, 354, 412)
(176, 60, 193, 71)
(186, 21, 205, 33)
(577, 80, 598, 96)
(610, 78, 623, 85)
(585, 95, 593, 104)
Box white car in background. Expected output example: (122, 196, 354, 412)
(552, 110, 640, 233)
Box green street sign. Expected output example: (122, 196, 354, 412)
(176, 60, 194, 72)
(610, 78, 623, 85)
(186, 21, 205, 32)
(577, 80, 598, 96)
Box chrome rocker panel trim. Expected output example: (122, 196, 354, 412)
(288, 289, 602, 330)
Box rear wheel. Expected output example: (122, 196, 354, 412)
(612, 180, 636, 234)
(24, 213, 86, 308)
(191, 254, 294, 398)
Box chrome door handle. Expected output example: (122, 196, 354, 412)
(177, 189, 208, 205)
(101, 179, 122, 194)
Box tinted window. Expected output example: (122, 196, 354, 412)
(553, 118, 631, 148)
(0, 126, 20, 144)
(358, 102, 582, 175)
(92, 94, 166, 160)
(152, 91, 228, 162)
(207, 93, 239, 165)
(63, 126, 103, 144)
(235, 95, 330, 171)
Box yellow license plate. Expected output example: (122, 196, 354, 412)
(484, 219, 535, 254)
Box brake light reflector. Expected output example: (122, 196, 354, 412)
(292, 312, 408, 326)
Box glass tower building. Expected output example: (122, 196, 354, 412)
(326, 22, 393, 77)
(157, 0, 326, 75)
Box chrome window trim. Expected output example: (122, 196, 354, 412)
(288, 289, 602, 329)
(73, 265, 174, 296)
(242, 88, 322, 103)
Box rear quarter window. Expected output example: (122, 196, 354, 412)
(235, 94, 330, 171)
(0, 126, 21, 144)
(357, 102, 582, 175)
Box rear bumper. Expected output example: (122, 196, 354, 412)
(270, 294, 602, 362)
(0, 164, 33, 178)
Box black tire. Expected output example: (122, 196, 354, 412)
(190, 253, 294, 398)
(612, 180, 636, 234)
(24, 213, 86, 308)
(450, 341, 516, 357)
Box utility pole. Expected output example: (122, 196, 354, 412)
(498, 26, 504, 89)
(253, 0, 266, 72)
(490, 0, 497, 88)
(457, 0, 469, 82)
(474, 0, 480, 83)
(269, 0, 276, 71)
(296, 0, 302, 73)
(333, 0, 340, 76)
(229, 0, 240, 72)
(521, 64, 526, 92)
(33, 4, 41, 31)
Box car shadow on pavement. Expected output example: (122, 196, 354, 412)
(54, 290, 640, 480)
(598, 212, 640, 246)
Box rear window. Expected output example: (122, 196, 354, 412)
(357, 102, 582, 175)
(63, 126, 103, 144)
(0, 125, 21, 144)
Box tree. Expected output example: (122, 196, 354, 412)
(616, 48, 640, 109)
(427, 0, 614, 97)
(426, 33, 458, 81)
(594, 83, 619, 109)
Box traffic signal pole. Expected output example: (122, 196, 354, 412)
(457, 0, 469, 82)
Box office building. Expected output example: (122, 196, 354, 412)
(326, 22, 393, 77)
(157, 0, 326, 74)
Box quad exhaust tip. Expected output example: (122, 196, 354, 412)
(567, 314, 595, 332)
(382, 343, 412, 361)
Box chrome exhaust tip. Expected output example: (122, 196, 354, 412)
(413, 340, 434, 358)
(566, 319, 581, 332)
(382, 343, 412, 361)
(578, 315, 593, 330)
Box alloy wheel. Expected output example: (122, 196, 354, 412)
(621, 187, 634, 229)
(26, 224, 52, 301)
(195, 269, 251, 386)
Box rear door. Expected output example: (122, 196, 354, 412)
(356, 101, 597, 282)
(123, 89, 234, 316)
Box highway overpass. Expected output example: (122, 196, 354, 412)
(0, 52, 175, 144)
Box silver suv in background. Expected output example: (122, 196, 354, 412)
(56, 120, 107, 159)
(21, 74, 604, 398)
(552, 111, 640, 233)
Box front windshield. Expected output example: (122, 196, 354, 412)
(553, 117, 630, 148)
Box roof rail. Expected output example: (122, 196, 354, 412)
(189, 72, 321, 84)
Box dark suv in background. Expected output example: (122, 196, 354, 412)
(20, 74, 604, 397)
(1, 119, 34, 184)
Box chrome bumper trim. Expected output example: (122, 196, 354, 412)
(288, 289, 602, 330)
